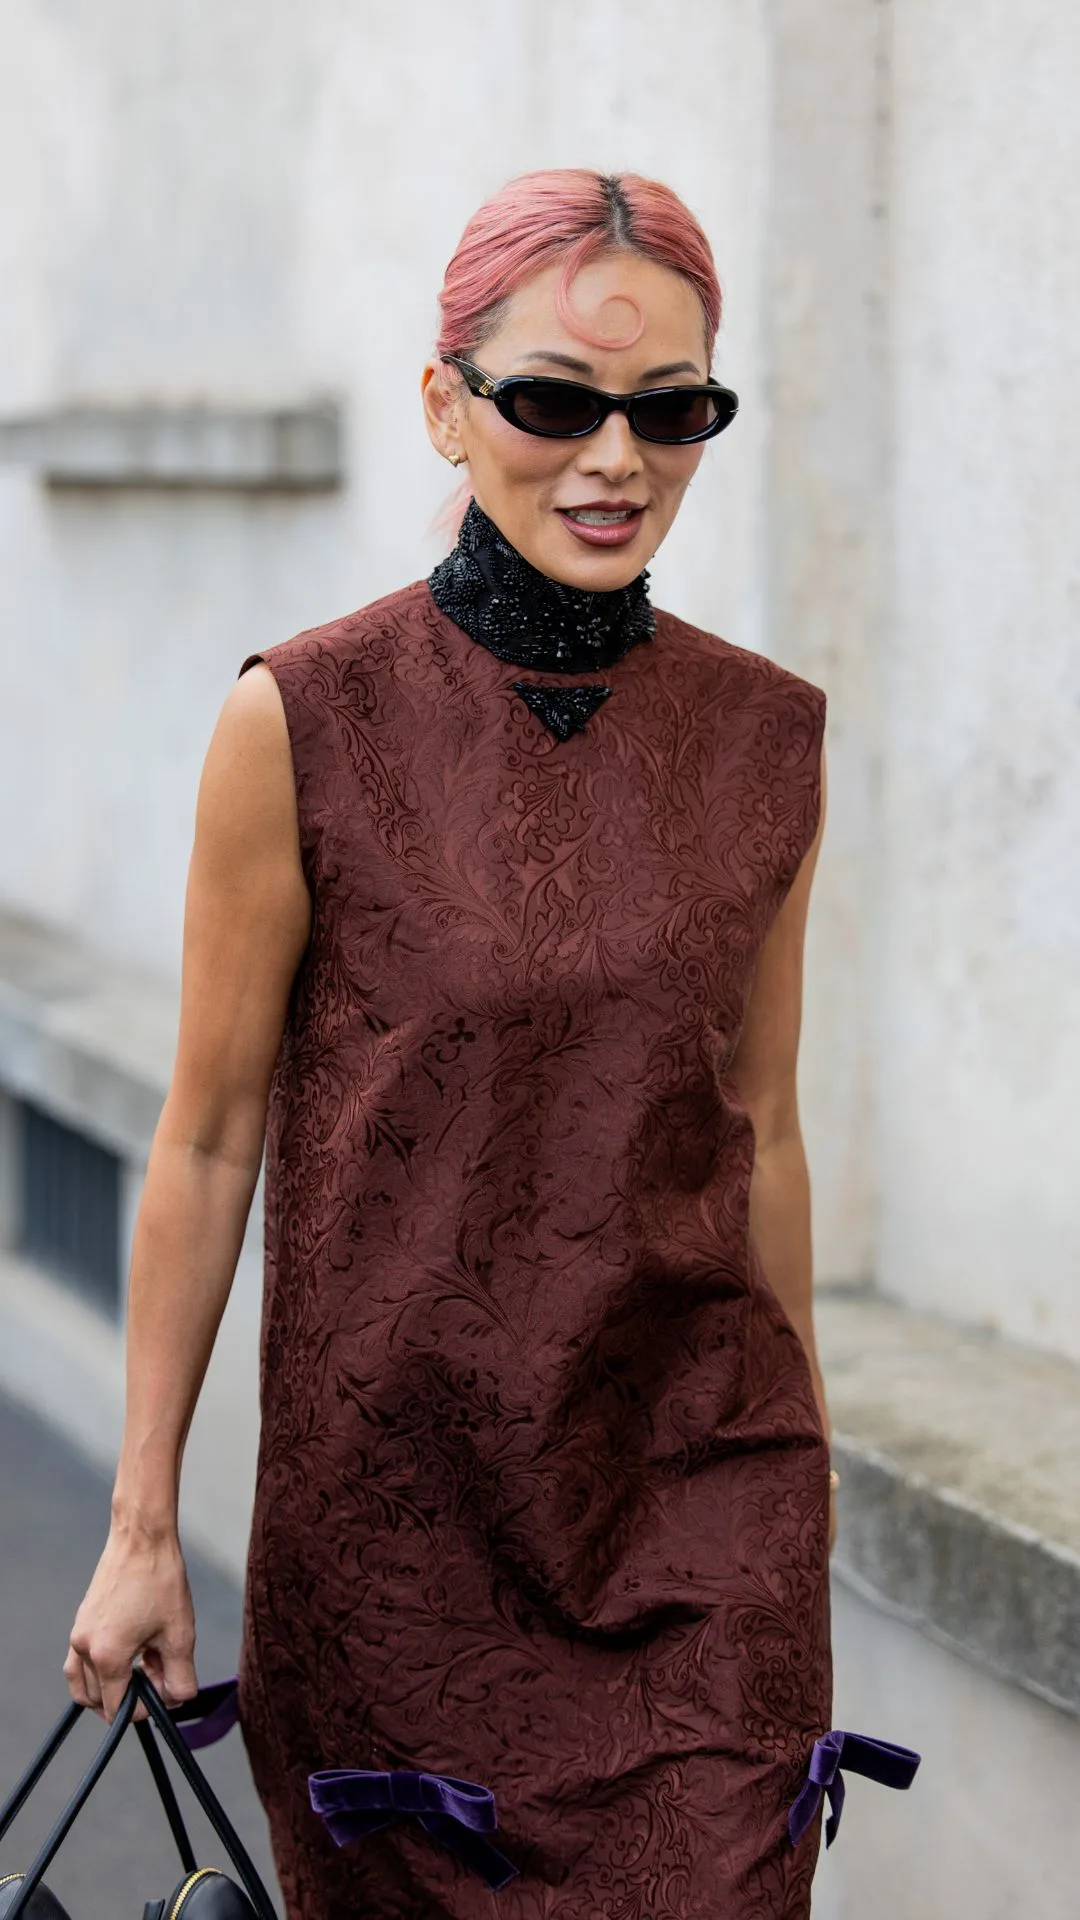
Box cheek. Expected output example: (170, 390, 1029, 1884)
(647, 447, 703, 505)
(470, 410, 577, 488)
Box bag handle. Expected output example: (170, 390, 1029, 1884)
(0, 1670, 277, 1920)
(135, 1721, 198, 1877)
(0, 1694, 197, 1875)
(130, 1672, 275, 1918)
(0, 1704, 82, 1847)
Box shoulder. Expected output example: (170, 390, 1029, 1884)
(652, 605, 820, 702)
(240, 578, 434, 685)
(652, 605, 826, 723)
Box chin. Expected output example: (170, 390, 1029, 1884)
(559, 556, 644, 592)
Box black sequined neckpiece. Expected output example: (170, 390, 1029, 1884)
(427, 498, 655, 678)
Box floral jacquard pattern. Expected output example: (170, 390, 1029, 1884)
(235, 580, 831, 1920)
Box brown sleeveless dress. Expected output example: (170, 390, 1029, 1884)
(235, 578, 832, 1920)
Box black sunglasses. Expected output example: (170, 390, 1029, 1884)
(442, 355, 739, 446)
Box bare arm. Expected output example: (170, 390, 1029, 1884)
(65, 663, 311, 1721)
(726, 749, 833, 1528)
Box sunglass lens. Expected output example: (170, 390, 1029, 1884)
(509, 383, 602, 436)
(634, 390, 733, 442)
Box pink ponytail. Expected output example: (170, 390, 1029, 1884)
(427, 169, 722, 546)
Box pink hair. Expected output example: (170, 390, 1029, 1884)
(428, 169, 723, 544)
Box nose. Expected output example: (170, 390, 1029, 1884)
(577, 407, 644, 482)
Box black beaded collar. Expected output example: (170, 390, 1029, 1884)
(427, 498, 655, 674)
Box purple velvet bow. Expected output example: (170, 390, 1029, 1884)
(170, 1677, 241, 1752)
(308, 1768, 519, 1891)
(789, 1729, 921, 1848)
(166, 1680, 517, 1890)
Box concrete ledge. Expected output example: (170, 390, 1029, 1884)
(819, 1290, 1080, 1717)
(0, 404, 343, 490)
(0, 910, 175, 1159)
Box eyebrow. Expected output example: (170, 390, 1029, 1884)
(518, 350, 705, 380)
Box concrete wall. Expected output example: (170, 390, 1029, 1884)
(761, 0, 1080, 1349)
(764, 0, 892, 1284)
(879, 1, 1080, 1360)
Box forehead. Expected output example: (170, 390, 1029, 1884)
(486, 253, 708, 372)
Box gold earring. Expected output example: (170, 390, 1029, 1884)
(447, 451, 464, 467)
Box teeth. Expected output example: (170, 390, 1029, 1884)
(568, 509, 635, 525)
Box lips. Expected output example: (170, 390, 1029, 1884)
(557, 503, 647, 548)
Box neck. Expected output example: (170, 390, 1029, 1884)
(426, 498, 655, 673)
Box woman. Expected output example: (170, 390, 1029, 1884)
(64, 169, 871, 1919)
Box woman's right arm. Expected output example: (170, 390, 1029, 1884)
(64, 663, 312, 1723)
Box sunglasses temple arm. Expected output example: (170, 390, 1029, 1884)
(136, 1719, 199, 1877)
(0, 1701, 83, 1847)
(6, 1682, 140, 1919)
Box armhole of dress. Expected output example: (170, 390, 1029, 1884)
(236, 649, 315, 901)
(802, 685, 828, 867)
(761, 681, 828, 928)
(236, 650, 298, 796)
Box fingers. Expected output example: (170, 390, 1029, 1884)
(143, 1638, 199, 1710)
(67, 1627, 145, 1724)
(63, 1642, 104, 1717)
(98, 1643, 141, 1725)
(65, 1636, 133, 1723)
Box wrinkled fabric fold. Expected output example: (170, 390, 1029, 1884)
(788, 1729, 921, 1847)
(308, 1768, 519, 1890)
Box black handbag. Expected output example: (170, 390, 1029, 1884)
(0, 1668, 277, 1920)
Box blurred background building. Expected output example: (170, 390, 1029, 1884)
(0, 4, 1078, 1914)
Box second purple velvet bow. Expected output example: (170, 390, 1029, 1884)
(788, 1728, 921, 1847)
(308, 1767, 519, 1891)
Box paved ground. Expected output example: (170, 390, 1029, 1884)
(0, 1390, 280, 1916)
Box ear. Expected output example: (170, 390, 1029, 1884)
(421, 360, 465, 462)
